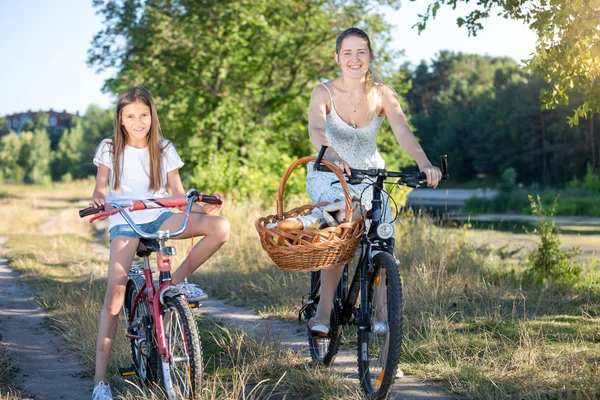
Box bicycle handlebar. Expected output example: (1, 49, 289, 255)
(78, 190, 222, 218)
(78, 189, 222, 238)
(314, 145, 449, 188)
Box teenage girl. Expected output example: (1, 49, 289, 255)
(90, 86, 230, 400)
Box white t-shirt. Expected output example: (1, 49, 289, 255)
(93, 138, 184, 229)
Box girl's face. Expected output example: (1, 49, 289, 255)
(335, 36, 372, 79)
(120, 100, 152, 146)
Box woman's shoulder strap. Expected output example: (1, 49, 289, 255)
(318, 82, 334, 105)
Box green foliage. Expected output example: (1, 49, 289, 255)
(27, 128, 52, 184)
(52, 121, 85, 180)
(0, 133, 25, 182)
(466, 187, 600, 216)
(404, 51, 595, 184)
(79, 105, 115, 178)
(525, 195, 581, 285)
(0, 117, 10, 136)
(582, 163, 600, 192)
(500, 167, 517, 191)
(415, 0, 600, 125)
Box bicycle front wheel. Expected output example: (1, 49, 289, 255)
(357, 252, 403, 399)
(161, 295, 203, 399)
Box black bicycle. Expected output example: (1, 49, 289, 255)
(299, 145, 448, 399)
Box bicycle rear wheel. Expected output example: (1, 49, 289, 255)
(357, 252, 403, 399)
(124, 282, 159, 383)
(305, 271, 343, 366)
(161, 295, 203, 399)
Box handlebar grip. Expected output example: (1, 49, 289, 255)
(200, 194, 222, 205)
(79, 205, 104, 218)
(440, 155, 449, 180)
(417, 171, 427, 180)
(314, 145, 328, 170)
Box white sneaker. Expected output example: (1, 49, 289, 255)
(308, 317, 330, 335)
(177, 281, 208, 302)
(92, 381, 113, 400)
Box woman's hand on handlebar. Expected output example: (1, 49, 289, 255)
(327, 154, 352, 176)
(420, 165, 442, 188)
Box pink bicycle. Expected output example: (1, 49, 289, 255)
(79, 189, 222, 399)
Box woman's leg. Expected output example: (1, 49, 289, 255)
(159, 213, 230, 284)
(94, 236, 139, 385)
(314, 264, 345, 322)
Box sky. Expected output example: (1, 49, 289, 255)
(0, 1, 537, 118)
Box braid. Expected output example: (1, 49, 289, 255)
(364, 69, 380, 121)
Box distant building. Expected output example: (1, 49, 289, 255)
(3, 109, 78, 134)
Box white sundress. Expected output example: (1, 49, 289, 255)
(306, 82, 393, 223)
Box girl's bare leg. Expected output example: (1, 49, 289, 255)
(94, 237, 139, 385)
(314, 264, 345, 323)
(159, 213, 230, 284)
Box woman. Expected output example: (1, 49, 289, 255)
(305, 27, 442, 334)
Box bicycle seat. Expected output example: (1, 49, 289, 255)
(136, 238, 160, 257)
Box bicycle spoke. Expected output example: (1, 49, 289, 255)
(161, 296, 202, 398)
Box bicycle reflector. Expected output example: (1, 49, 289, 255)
(376, 223, 394, 239)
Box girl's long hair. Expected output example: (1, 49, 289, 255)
(111, 86, 164, 192)
(335, 27, 381, 121)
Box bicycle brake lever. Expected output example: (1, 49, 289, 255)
(349, 175, 365, 185)
(403, 177, 422, 189)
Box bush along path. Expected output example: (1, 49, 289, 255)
(0, 237, 92, 400)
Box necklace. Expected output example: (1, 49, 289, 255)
(343, 82, 365, 113)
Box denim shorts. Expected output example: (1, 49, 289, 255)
(109, 211, 174, 241)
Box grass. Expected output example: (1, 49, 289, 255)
(1, 180, 600, 399)
(0, 181, 361, 399)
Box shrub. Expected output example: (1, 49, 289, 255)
(525, 195, 581, 285)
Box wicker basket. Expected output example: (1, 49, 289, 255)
(255, 156, 365, 272)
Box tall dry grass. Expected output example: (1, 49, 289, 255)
(0, 182, 362, 399)
(3, 180, 600, 399)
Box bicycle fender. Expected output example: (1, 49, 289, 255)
(158, 285, 185, 305)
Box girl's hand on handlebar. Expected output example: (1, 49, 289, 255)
(90, 195, 106, 208)
(200, 193, 224, 214)
(421, 165, 442, 188)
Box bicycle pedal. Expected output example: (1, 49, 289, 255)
(119, 366, 136, 377)
(188, 301, 202, 309)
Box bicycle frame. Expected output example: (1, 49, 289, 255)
(127, 241, 177, 362)
(333, 173, 394, 329)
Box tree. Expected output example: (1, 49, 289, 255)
(413, 0, 600, 126)
(0, 133, 25, 182)
(52, 121, 85, 180)
(88, 0, 400, 196)
(79, 105, 114, 178)
(24, 128, 52, 184)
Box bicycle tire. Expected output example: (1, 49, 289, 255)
(306, 271, 343, 366)
(357, 252, 403, 399)
(161, 295, 203, 399)
(124, 282, 159, 383)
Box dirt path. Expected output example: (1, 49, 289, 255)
(0, 237, 92, 400)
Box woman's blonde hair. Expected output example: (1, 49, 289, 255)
(110, 85, 165, 192)
(335, 27, 381, 121)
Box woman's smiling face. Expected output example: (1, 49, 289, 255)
(335, 35, 373, 78)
